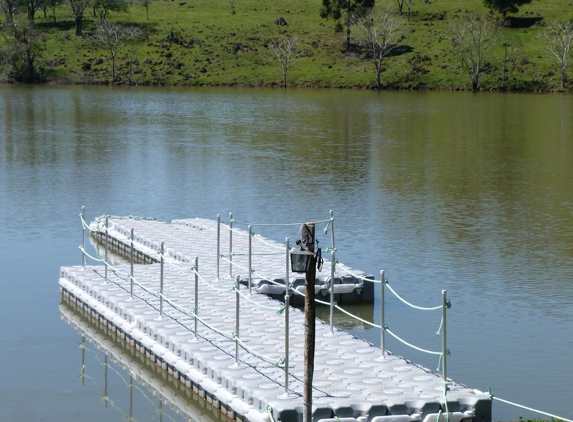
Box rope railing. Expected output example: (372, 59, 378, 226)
(79, 207, 448, 402)
(488, 389, 573, 422)
(79, 208, 290, 390)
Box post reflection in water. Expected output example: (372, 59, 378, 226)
(61, 293, 224, 422)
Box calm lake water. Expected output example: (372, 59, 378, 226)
(0, 85, 572, 422)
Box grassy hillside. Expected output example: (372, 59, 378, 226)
(2, 0, 573, 90)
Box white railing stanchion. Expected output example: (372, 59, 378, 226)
(159, 241, 165, 319)
(235, 275, 240, 366)
(329, 250, 335, 334)
(193, 257, 199, 341)
(329, 209, 335, 251)
(285, 238, 290, 294)
(248, 225, 252, 294)
(284, 237, 290, 397)
(229, 212, 233, 277)
(104, 216, 109, 284)
(129, 228, 134, 300)
(81, 206, 86, 267)
(216, 214, 221, 279)
(284, 287, 290, 397)
(442, 289, 448, 383)
(380, 270, 385, 358)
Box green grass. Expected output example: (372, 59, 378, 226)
(3, 0, 573, 90)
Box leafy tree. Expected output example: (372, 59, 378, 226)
(92, 21, 142, 82)
(269, 34, 299, 88)
(70, 0, 90, 36)
(2, 21, 47, 82)
(20, 0, 45, 23)
(542, 20, 573, 90)
(0, 0, 15, 25)
(320, 0, 375, 52)
(93, 0, 128, 22)
(353, 8, 402, 89)
(449, 14, 498, 92)
(483, 0, 532, 19)
(41, 0, 65, 22)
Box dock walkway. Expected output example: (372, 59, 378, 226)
(59, 216, 491, 422)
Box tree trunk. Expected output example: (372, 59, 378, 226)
(346, 0, 351, 52)
(74, 14, 83, 36)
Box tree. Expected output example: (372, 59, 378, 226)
(0, 0, 15, 25)
(353, 8, 402, 89)
(483, 0, 532, 19)
(542, 20, 573, 90)
(2, 21, 47, 82)
(449, 14, 498, 92)
(93, 0, 128, 22)
(92, 21, 142, 82)
(70, 0, 90, 36)
(21, 0, 45, 23)
(269, 34, 298, 88)
(499, 32, 521, 89)
(320, 0, 375, 52)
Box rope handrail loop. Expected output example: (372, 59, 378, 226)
(487, 389, 573, 422)
(330, 302, 382, 329)
(233, 285, 285, 313)
(385, 327, 443, 356)
(385, 280, 442, 311)
(78, 245, 106, 263)
(335, 264, 380, 284)
(228, 218, 332, 228)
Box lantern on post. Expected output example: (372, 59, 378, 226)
(289, 249, 315, 273)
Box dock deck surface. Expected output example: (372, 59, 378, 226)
(59, 216, 491, 422)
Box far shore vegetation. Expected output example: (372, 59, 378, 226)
(1, 0, 573, 92)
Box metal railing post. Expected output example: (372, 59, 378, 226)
(284, 237, 290, 397)
(216, 214, 221, 279)
(130, 228, 134, 300)
(329, 210, 335, 251)
(329, 250, 335, 334)
(248, 225, 252, 294)
(104, 216, 109, 284)
(193, 257, 199, 341)
(380, 270, 385, 358)
(229, 212, 233, 277)
(442, 290, 448, 383)
(235, 275, 240, 366)
(81, 206, 86, 267)
(285, 238, 290, 293)
(159, 241, 164, 318)
(284, 288, 290, 397)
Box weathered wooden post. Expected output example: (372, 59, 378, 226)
(304, 223, 316, 422)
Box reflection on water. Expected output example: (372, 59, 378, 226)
(2, 86, 573, 421)
(60, 293, 223, 422)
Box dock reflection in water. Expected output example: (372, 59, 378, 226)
(60, 292, 227, 422)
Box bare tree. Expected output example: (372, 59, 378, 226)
(499, 32, 521, 89)
(406, 0, 414, 18)
(269, 34, 298, 88)
(542, 20, 573, 90)
(92, 21, 142, 82)
(353, 8, 402, 89)
(449, 14, 498, 92)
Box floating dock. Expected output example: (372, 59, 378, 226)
(59, 216, 492, 422)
